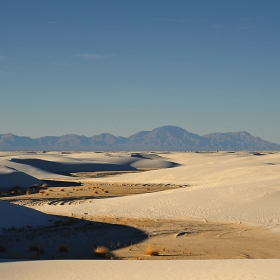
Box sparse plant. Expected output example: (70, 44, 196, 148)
(29, 242, 44, 254)
(145, 246, 159, 256)
(59, 244, 68, 252)
(0, 244, 6, 253)
(1, 192, 8, 197)
(25, 189, 31, 195)
(94, 246, 110, 259)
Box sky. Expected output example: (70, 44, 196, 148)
(1, 0, 280, 143)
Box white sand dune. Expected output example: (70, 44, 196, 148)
(0, 152, 177, 182)
(34, 152, 280, 230)
(1, 259, 280, 280)
(1, 151, 280, 279)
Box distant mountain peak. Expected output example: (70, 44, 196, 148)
(0, 126, 279, 151)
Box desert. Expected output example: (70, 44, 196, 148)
(1, 151, 280, 279)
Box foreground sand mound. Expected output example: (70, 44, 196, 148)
(0, 200, 52, 230)
(1, 260, 280, 280)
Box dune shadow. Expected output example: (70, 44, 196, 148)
(0, 215, 148, 260)
(42, 180, 82, 187)
(10, 158, 137, 176)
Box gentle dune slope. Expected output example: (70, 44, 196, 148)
(34, 152, 280, 229)
(0, 200, 52, 229)
(1, 260, 280, 280)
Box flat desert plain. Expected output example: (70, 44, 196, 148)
(1, 151, 280, 279)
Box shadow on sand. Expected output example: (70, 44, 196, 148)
(0, 215, 148, 260)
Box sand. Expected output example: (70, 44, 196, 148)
(1, 151, 280, 279)
(1, 260, 280, 280)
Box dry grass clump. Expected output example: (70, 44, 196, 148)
(145, 246, 159, 256)
(60, 188, 65, 192)
(39, 190, 45, 194)
(25, 189, 31, 195)
(41, 183, 48, 188)
(59, 244, 68, 253)
(29, 242, 44, 254)
(94, 190, 98, 194)
(94, 246, 110, 259)
(0, 244, 6, 253)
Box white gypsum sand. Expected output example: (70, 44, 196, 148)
(1, 151, 280, 279)
(30, 151, 280, 230)
(1, 260, 280, 280)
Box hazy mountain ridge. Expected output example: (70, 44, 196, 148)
(0, 126, 279, 151)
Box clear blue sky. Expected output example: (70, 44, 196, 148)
(1, 0, 280, 143)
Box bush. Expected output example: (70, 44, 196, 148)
(29, 242, 44, 254)
(94, 246, 110, 259)
(145, 246, 159, 256)
(59, 244, 68, 252)
(0, 244, 6, 253)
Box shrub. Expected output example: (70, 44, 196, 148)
(25, 189, 31, 195)
(59, 244, 68, 252)
(94, 246, 110, 259)
(1, 192, 8, 197)
(145, 246, 159, 256)
(0, 244, 6, 253)
(29, 242, 44, 254)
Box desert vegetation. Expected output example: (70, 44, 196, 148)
(94, 246, 111, 259)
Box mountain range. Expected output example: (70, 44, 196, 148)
(0, 126, 279, 151)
